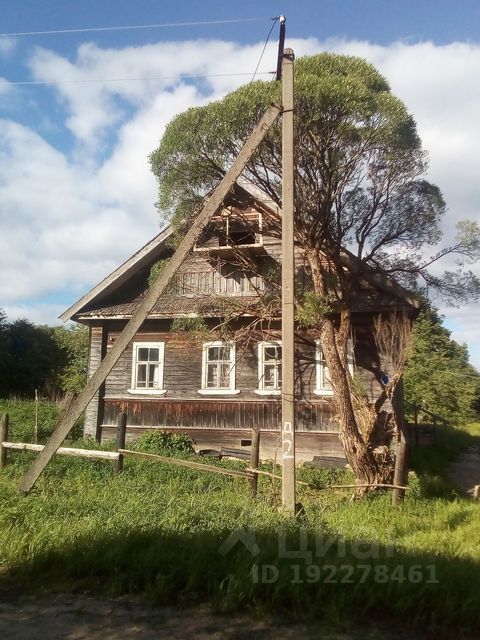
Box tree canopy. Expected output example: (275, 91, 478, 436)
(150, 53, 480, 303)
(404, 305, 480, 424)
(0, 311, 88, 398)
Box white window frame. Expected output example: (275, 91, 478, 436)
(198, 341, 239, 395)
(256, 340, 282, 396)
(315, 339, 354, 396)
(128, 342, 166, 395)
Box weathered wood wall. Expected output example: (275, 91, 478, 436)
(102, 398, 336, 431)
(81, 314, 386, 443)
(100, 425, 345, 463)
(102, 321, 323, 401)
(84, 324, 106, 439)
(80, 218, 389, 448)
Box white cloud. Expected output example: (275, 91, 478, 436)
(0, 36, 16, 58)
(0, 36, 479, 365)
(0, 78, 11, 94)
(3, 303, 66, 327)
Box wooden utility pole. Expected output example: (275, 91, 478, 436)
(281, 46, 296, 513)
(19, 103, 281, 494)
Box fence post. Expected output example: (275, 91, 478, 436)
(115, 412, 127, 474)
(0, 414, 9, 469)
(249, 426, 261, 497)
(392, 440, 408, 505)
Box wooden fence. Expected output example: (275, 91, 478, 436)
(0, 412, 410, 498)
(0, 413, 263, 497)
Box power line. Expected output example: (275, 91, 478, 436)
(3, 71, 274, 87)
(0, 17, 274, 39)
(250, 16, 279, 84)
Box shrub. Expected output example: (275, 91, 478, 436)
(132, 429, 195, 456)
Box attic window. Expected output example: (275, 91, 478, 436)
(195, 208, 262, 251)
(220, 218, 257, 247)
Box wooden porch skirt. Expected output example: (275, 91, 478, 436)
(101, 398, 341, 462)
(102, 398, 337, 432)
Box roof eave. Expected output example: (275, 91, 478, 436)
(60, 225, 172, 322)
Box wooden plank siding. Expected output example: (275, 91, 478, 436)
(102, 323, 328, 404)
(102, 398, 336, 432)
(100, 425, 345, 463)
(84, 324, 106, 439)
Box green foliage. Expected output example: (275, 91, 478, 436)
(409, 422, 480, 498)
(52, 324, 89, 393)
(171, 317, 208, 333)
(0, 309, 88, 398)
(295, 290, 333, 328)
(404, 305, 480, 423)
(132, 429, 195, 456)
(171, 316, 210, 343)
(150, 52, 480, 302)
(0, 398, 83, 443)
(148, 258, 170, 287)
(0, 315, 63, 397)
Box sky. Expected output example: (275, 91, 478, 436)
(0, 1, 479, 368)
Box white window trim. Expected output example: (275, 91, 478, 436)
(198, 341, 239, 395)
(314, 339, 354, 396)
(128, 341, 166, 395)
(256, 340, 282, 396)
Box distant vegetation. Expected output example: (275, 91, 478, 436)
(404, 305, 480, 424)
(0, 308, 88, 399)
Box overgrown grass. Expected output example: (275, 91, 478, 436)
(0, 402, 479, 637)
(0, 398, 83, 442)
(410, 421, 480, 497)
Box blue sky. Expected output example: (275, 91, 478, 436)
(0, 1, 479, 368)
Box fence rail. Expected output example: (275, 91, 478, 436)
(2, 442, 119, 461)
(0, 412, 264, 496)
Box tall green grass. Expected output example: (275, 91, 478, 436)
(0, 402, 479, 637)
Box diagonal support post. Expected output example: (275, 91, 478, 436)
(19, 102, 281, 494)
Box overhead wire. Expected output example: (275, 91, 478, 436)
(3, 71, 274, 87)
(250, 16, 279, 84)
(1, 16, 279, 88)
(0, 17, 274, 39)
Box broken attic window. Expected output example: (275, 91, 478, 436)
(196, 208, 262, 250)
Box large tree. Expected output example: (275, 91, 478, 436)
(150, 54, 480, 488)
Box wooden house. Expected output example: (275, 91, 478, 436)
(61, 180, 419, 462)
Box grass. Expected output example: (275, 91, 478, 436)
(0, 401, 479, 637)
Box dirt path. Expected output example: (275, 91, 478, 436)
(0, 595, 428, 640)
(448, 444, 480, 497)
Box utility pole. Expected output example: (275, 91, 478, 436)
(281, 43, 296, 513)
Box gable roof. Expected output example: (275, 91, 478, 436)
(62, 179, 420, 322)
(60, 225, 172, 322)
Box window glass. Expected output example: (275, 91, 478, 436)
(203, 342, 234, 390)
(133, 343, 164, 390)
(258, 342, 282, 391)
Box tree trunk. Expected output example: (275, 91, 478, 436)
(308, 253, 395, 492)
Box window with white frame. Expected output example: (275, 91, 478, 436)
(257, 341, 282, 395)
(199, 341, 238, 394)
(315, 340, 354, 396)
(130, 342, 165, 394)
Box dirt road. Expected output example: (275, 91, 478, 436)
(0, 594, 428, 639)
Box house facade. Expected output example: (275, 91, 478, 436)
(62, 182, 418, 462)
